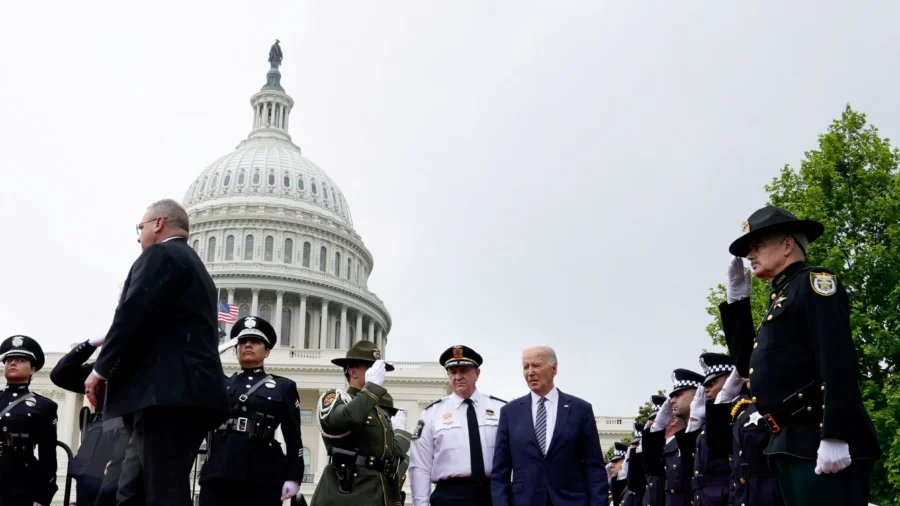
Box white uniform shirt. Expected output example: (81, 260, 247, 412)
(407, 389, 506, 506)
(530, 387, 559, 452)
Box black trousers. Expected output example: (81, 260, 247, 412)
(94, 434, 129, 506)
(772, 455, 874, 506)
(114, 406, 211, 506)
(430, 479, 491, 506)
(198, 478, 283, 506)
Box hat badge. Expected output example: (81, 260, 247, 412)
(245, 317, 256, 329)
(742, 220, 750, 233)
(699, 357, 707, 370)
(373, 348, 381, 360)
(11, 336, 23, 347)
(452, 346, 463, 359)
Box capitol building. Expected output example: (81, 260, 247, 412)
(27, 43, 631, 504)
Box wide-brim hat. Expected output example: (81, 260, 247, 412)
(0, 335, 46, 372)
(231, 316, 277, 349)
(729, 205, 824, 257)
(380, 392, 399, 416)
(332, 340, 395, 371)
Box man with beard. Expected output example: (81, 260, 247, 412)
(408, 345, 506, 506)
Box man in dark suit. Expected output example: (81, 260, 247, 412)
(84, 198, 230, 506)
(491, 346, 608, 506)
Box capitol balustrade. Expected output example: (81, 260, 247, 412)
(207, 261, 386, 308)
(218, 347, 448, 377)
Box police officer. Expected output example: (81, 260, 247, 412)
(380, 393, 412, 505)
(408, 345, 506, 506)
(704, 327, 783, 506)
(686, 353, 734, 506)
(0, 335, 58, 506)
(608, 442, 628, 506)
(727, 205, 881, 505)
(641, 395, 667, 506)
(644, 368, 704, 506)
(310, 340, 404, 506)
(199, 316, 303, 506)
(622, 423, 644, 506)
(49, 336, 124, 506)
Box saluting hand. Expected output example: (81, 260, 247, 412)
(715, 369, 744, 404)
(365, 360, 387, 386)
(687, 386, 706, 432)
(726, 256, 752, 303)
(651, 400, 674, 432)
(391, 409, 407, 431)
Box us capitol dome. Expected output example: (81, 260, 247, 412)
(184, 41, 389, 353)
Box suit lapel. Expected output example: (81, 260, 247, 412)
(546, 389, 571, 457)
(519, 395, 541, 455)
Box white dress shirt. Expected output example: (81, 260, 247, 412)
(531, 387, 559, 452)
(408, 389, 507, 506)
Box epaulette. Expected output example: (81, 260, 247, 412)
(422, 398, 443, 412)
(489, 395, 507, 404)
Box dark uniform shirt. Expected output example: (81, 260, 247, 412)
(639, 428, 666, 506)
(689, 420, 730, 506)
(622, 447, 645, 506)
(641, 428, 695, 506)
(310, 383, 405, 506)
(0, 383, 58, 506)
(199, 366, 304, 486)
(740, 262, 880, 460)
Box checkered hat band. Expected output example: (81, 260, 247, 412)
(704, 364, 734, 375)
(674, 380, 701, 389)
(614, 449, 626, 457)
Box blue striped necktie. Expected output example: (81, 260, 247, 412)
(535, 396, 547, 455)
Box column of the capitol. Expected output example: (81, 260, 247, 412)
(319, 300, 330, 348)
(339, 306, 348, 348)
(355, 314, 363, 344)
(251, 288, 260, 315)
(296, 295, 307, 348)
(226, 288, 235, 334)
(274, 291, 284, 339)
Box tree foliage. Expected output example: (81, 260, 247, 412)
(704, 105, 900, 504)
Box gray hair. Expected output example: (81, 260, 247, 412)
(524, 345, 558, 365)
(790, 232, 809, 257)
(147, 199, 190, 233)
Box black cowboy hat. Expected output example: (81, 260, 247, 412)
(729, 205, 824, 257)
(331, 340, 395, 372)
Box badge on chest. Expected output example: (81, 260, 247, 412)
(442, 412, 453, 425)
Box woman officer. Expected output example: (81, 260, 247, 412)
(199, 316, 303, 506)
(0, 335, 58, 506)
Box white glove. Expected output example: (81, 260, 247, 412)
(618, 459, 628, 480)
(391, 409, 407, 431)
(88, 336, 105, 346)
(365, 360, 387, 386)
(605, 462, 612, 477)
(280, 480, 300, 500)
(715, 369, 744, 404)
(726, 256, 752, 303)
(814, 439, 852, 474)
(33, 503, 43, 506)
(636, 440, 643, 453)
(690, 386, 707, 423)
(218, 337, 239, 354)
(651, 400, 673, 432)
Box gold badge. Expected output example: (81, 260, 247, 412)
(265, 381, 276, 389)
(373, 348, 381, 360)
(323, 392, 336, 408)
(453, 346, 464, 359)
(485, 409, 495, 417)
(442, 412, 453, 424)
(742, 220, 750, 233)
(810, 272, 836, 296)
(25, 398, 36, 407)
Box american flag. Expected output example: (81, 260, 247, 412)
(218, 302, 239, 324)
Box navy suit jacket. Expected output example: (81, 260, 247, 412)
(491, 389, 609, 506)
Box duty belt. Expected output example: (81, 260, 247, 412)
(218, 413, 277, 441)
(329, 453, 400, 479)
(760, 381, 822, 434)
(220, 417, 251, 433)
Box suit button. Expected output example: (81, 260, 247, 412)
(694, 471, 699, 476)
(753, 341, 758, 349)
(767, 315, 773, 321)
(820, 423, 824, 429)
(670, 490, 675, 495)
(740, 478, 746, 484)
(752, 397, 757, 403)
(673, 465, 678, 470)
(649, 483, 654, 488)
(771, 293, 776, 300)
(749, 368, 754, 375)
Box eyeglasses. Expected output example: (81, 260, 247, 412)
(135, 217, 167, 235)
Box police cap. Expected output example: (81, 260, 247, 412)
(0, 335, 45, 372)
(611, 442, 628, 462)
(439, 345, 483, 369)
(380, 392, 399, 417)
(699, 352, 735, 386)
(231, 316, 277, 349)
(669, 368, 704, 398)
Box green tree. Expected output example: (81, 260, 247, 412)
(704, 105, 900, 504)
(634, 389, 667, 425)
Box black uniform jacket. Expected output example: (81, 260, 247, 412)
(200, 367, 304, 485)
(49, 340, 123, 482)
(641, 427, 695, 506)
(93, 237, 229, 422)
(0, 383, 58, 506)
(721, 262, 880, 460)
(624, 446, 646, 505)
(690, 420, 729, 506)
(639, 428, 665, 506)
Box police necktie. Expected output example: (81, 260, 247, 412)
(536, 396, 547, 455)
(463, 398, 485, 481)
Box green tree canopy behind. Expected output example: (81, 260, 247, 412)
(704, 105, 900, 504)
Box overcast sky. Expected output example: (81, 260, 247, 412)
(2, 2, 899, 415)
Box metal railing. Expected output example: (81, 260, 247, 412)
(57, 440, 74, 506)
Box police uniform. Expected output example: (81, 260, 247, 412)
(643, 369, 704, 506)
(641, 395, 667, 506)
(688, 353, 733, 506)
(708, 296, 783, 506)
(407, 345, 506, 506)
(199, 316, 304, 506)
(609, 442, 628, 506)
(310, 341, 403, 506)
(728, 206, 881, 505)
(380, 392, 413, 506)
(0, 335, 58, 506)
(622, 424, 644, 506)
(49, 339, 125, 506)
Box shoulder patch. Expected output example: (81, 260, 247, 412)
(411, 419, 425, 440)
(322, 392, 336, 409)
(489, 395, 508, 404)
(810, 271, 837, 296)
